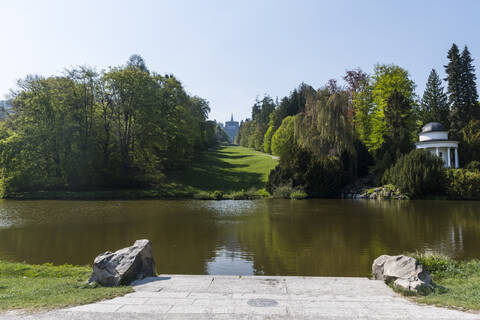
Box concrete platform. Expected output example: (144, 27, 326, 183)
(2, 275, 479, 319)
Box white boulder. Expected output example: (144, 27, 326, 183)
(372, 255, 433, 292)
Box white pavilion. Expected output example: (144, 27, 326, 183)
(415, 122, 459, 168)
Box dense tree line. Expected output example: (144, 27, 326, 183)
(238, 43, 479, 198)
(0, 55, 224, 194)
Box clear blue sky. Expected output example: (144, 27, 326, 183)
(1, 0, 479, 122)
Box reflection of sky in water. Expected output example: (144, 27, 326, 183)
(0, 207, 22, 229)
(196, 200, 258, 214)
(207, 248, 254, 275)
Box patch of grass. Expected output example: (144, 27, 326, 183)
(408, 252, 480, 310)
(171, 146, 278, 194)
(0, 260, 132, 311)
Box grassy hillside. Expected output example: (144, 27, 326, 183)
(172, 145, 278, 193)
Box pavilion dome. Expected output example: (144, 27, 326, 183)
(421, 122, 447, 133)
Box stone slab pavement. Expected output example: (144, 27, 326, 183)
(1, 275, 479, 320)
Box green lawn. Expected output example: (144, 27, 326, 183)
(0, 260, 132, 311)
(171, 145, 278, 193)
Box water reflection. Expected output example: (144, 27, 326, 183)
(0, 199, 479, 276)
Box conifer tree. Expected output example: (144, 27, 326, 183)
(460, 46, 479, 120)
(419, 69, 449, 126)
(445, 44, 462, 136)
(444, 44, 480, 137)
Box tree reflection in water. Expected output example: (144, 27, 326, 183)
(0, 199, 479, 277)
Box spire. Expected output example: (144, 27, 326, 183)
(231, 113, 234, 122)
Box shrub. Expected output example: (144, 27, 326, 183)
(227, 188, 261, 200)
(382, 150, 446, 198)
(267, 151, 347, 198)
(266, 165, 293, 195)
(210, 190, 224, 200)
(445, 169, 480, 200)
(290, 189, 308, 200)
(272, 184, 295, 199)
(465, 161, 480, 172)
(193, 191, 211, 200)
(304, 156, 346, 198)
(412, 252, 457, 277)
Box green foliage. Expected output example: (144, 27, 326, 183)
(271, 184, 304, 199)
(193, 191, 211, 200)
(446, 44, 479, 138)
(267, 152, 346, 198)
(460, 120, 480, 165)
(0, 260, 132, 311)
(237, 96, 276, 152)
(237, 83, 313, 154)
(465, 161, 480, 172)
(412, 252, 457, 278)
(0, 57, 219, 195)
(418, 69, 449, 126)
(210, 190, 224, 200)
(227, 188, 262, 200)
(194, 188, 266, 200)
(267, 89, 358, 198)
(271, 185, 293, 198)
(296, 90, 356, 160)
(290, 189, 308, 200)
(445, 169, 480, 200)
(372, 90, 415, 179)
(303, 156, 346, 197)
(271, 116, 295, 157)
(352, 79, 373, 142)
(263, 125, 274, 154)
(383, 150, 446, 198)
(356, 64, 417, 152)
(354, 139, 373, 177)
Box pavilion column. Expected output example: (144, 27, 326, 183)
(447, 147, 451, 168)
(455, 148, 459, 168)
(436, 147, 439, 157)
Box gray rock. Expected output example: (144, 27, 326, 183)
(88, 239, 155, 286)
(372, 255, 433, 292)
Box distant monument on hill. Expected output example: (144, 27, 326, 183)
(223, 114, 239, 143)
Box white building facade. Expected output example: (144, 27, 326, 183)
(415, 122, 459, 168)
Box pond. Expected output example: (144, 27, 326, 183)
(0, 199, 479, 277)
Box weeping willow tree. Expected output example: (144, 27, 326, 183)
(267, 88, 359, 197)
(294, 89, 357, 178)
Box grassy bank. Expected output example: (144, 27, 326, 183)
(0, 260, 132, 311)
(5, 145, 278, 200)
(411, 253, 480, 311)
(172, 145, 278, 193)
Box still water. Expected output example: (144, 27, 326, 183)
(0, 199, 479, 277)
